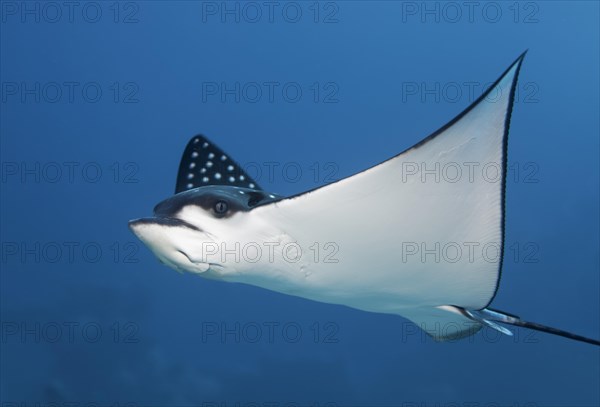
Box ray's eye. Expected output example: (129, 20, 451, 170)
(214, 200, 229, 216)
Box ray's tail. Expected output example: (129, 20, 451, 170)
(460, 307, 600, 346)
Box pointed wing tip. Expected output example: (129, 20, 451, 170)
(514, 49, 528, 69)
(500, 50, 527, 83)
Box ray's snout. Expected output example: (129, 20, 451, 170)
(128, 218, 159, 241)
(128, 192, 203, 235)
(128, 216, 202, 232)
(128, 218, 147, 236)
(153, 194, 182, 218)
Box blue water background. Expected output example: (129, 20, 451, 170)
(1, 2, 599, 405)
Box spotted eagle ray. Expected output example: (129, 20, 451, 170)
(129, 53, 600, 345)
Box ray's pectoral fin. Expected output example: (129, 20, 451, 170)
(250, 53, 528, 340)
(175, 134, 263, 194)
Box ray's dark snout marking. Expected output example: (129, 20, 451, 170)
(128, 217, 202, 231)
(154, 186, 282, 219)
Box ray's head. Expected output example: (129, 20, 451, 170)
(129, 186, 280, 277)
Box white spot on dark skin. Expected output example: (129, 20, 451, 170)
(187, 183, 194, 189)
(249, 183, 255, 188)
(221, 155, 227, 161)
(187, 173, 194, 179)
(229, 176, 235, 182)
(189, 163, 196, 169)
(206, 161, 213, 168)
(202, 142, 209, 148)
(227, 165, 234, 172)
(240, 175, 245, 181)
(208, 153, 215, 159)
(200, 168, 207, 174)
(215, 173, 222, 180)
(191, 152, 199, 158)
(202, 177, 209, 183)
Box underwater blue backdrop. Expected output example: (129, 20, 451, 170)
(1, 1, 599, 406)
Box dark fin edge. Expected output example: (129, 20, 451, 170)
(485, 50, 528, 309)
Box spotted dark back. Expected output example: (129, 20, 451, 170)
(175, 135, 262, 194)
